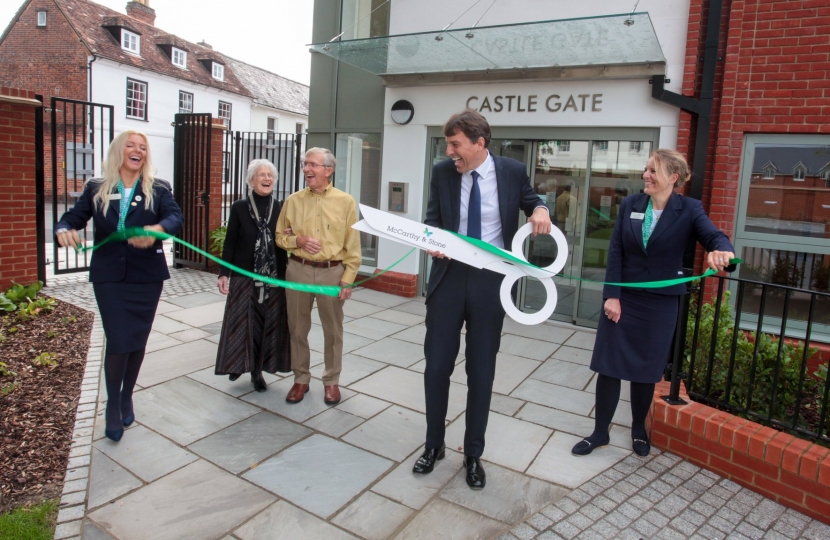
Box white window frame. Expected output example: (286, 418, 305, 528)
(178, 91, 193, 114)
(218, 101, 232, 129)
(121, 30, 140, 55)
(267, 117, 278, 134)
(793, 167, 806, 181)
(763, 167, 776, 180)
(556, 140, 570, 153)
(126, 78, 147, 120)
(36, 11, 46, 27)
(212, 63, 224, 81)
(172, 47, 187, 69)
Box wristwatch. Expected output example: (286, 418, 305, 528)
(55, 228, 69, 235)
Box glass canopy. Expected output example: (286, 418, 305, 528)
(309, 13, 665, 79)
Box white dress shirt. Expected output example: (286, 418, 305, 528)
(459, 153, 504, 248)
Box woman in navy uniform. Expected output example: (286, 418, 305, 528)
(573, 149, 734, 457)
(55, 130, 183, 442)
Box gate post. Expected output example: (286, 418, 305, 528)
(207, 119, 227, 267)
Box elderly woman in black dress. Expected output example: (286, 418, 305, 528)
(56, 130, 183, 442)
(573, 149, 735, 457)
(215, 159, 290, 391)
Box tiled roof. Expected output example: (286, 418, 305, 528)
(752, 146, 830, 174)
(220, 55, 308, 116)
(55, 0, 253, 98)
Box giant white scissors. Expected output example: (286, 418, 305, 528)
(353, 205, 569, 325)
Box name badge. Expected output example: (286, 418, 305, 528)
(630, 212, 645, 220)
(110, 193, 122, 200)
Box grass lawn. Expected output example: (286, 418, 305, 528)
(0, 499, 58, 540)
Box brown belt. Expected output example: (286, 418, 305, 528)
(289, 254, 342, 269)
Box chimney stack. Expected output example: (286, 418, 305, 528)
(197, 40, 213, 49)
(125, 1, 156, 26)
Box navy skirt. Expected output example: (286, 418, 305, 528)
(94, 282, 163, 355)
(589, 289, 679, 384)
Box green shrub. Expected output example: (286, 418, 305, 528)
(209, 224, 227, 257)
(32, 352, 58, 367)
(4, 281, 43, 305)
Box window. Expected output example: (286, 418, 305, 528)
(629, 141, 643, 153)
(763, 166, 776, 179)
(556, 140, 570, 153)
(212, 63, 224, 81)
(594, 141, 609, 152)
(267, 117, 278, 134)
(340, 0, 389, 40)
(335, 133, 382, 263)
(126, 79, 147, 120)
(296, 122, 305, 134)
(172, 47, 187, 68)
(36, 10, 46, 26)
(122, 30, 140, 54)
(218, 101, 231, 129)
(178, 91, 193, 113)
(793, 166, 806, 181)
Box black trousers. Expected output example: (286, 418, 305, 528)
(424, 262, 505, 458)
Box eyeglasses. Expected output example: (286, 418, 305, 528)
(301, 161, 330, 169)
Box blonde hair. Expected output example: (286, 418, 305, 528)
(651, 149, 691, 188)
(93, 130, 157, 212)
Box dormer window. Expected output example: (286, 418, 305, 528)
(37, 10, 46, 27)
(763, 167, 775, 179)
(792, 161, 807, 181)
(172, 47, 187, 68)
(122, 30, 140, 54)
(212, 63, 224, 81)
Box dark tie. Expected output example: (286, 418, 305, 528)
(468, 170, 482, 240)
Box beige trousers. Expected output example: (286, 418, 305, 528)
(285, 258, 345, 385)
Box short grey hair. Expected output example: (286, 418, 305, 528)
(246, 159, 278, 190)
(305, 147, 336, 169)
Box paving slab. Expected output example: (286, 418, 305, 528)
(499, 334, 560, 361)
(144, 331, 183, 354)
(370, 308, 425, 326)
(343, 316, 409, 340)
(150, 315, 192, 335)
(87, 449, 142, 510)
(133, 377, 259, 446)
(352, 288, 412, 308)
(452, 353, 541, 396)
(93, 425, 197, 483)
(551, 344, 594, 366)
(233, 501, 358, 540)
(391, 324, 426, 345)
(530, 357, 594, 390)
(189, 412, 311, 474)
(242, 378, 356, 423)
(511, 378, 595, 416)
(526, 431, 629, 488)
(187, 367, 283, 398)
(502, 318, 575, 344)
(332, 492, 414, 540)
(163, 301, 226, 327)
(489, 393, 526, 416)
(335, 393, 391, 419)
(563, 331, 597, 351)
(136, 339, 217, 388)
(440, 462, 567, 523)
(351, 337, 425, 368)
(88, 460, 274, 540)
(349, 366, 467, 421)
(163, 291, 226, 309)
(391, 300, 427, 317)
(343, 299, 386, 319)
(393, 499, 506, 540)
(342, 405, 426, 461)
(372, 448, 465, 510)
(198, 321, 224, 334)
(242, 434, 392, 519)
(153, 300, 182, 315)
(309, 353, 385, 386)
(445, 412, 551, 472)
(516, 402, 595, 437)
(304, 408, 365, 438)
(167, 328, 212, 343)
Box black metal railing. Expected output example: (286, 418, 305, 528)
(664, 273, 830, 445)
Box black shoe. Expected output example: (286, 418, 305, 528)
(105, 428, 124, 442)
(571, 436, 610, 456)
(633, 437, 651, 457)
(412, 444, 446, 474)
(463, 456, 486, 489)
(251, 371, 267, 392)
(228, 373, 241, 382)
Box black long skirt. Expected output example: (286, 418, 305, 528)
(215, 276, 291, 375)
(93, 281, 163, 355)
(589, 289, 679, 384)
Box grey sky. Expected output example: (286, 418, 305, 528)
(1, 0, 314, 85)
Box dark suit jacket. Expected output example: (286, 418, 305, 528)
(424, 154, 547, 301)
(604, 192, 735, 298)
(56, 178, 184, 283)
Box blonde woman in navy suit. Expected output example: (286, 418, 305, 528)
(55, 131, 183, 442)
(573, 149, 735, 458)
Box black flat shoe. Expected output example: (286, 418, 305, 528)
(633, 437, 651, 457)
(412, 444, 446, 474)
(251, 371, 267, 393)
(571, 437, 610, 456)
(463, 456, 486, 489)
(228, 373, 241, 382)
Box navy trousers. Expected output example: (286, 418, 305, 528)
(424, 261, 505, 458)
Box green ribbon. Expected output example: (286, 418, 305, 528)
(79, 227, 414, 298)
(447, 231, 740, 289)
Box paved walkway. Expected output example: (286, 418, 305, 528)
(43, 268, 829, 540)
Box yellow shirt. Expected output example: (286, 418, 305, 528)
(276, 183, 362, 284)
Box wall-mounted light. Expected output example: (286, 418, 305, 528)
(391, 100, 415, 125)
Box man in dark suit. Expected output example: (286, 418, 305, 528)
(413, 110, 551, 488)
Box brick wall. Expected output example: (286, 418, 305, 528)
(356, 269, 418, 298)
(650, 381, 830, 524)
(207, 119, 226, 268)
(0, 88, 41, 290)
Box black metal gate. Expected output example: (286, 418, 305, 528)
(50, 97, 115, 275)
(172, 113, 212, 270)
(222, 130, 303, 223)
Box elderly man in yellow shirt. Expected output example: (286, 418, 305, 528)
(276, 147, 361, 405)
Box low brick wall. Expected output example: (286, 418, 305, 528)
(649, 381, 830, 524)
(356, 270, 418, 298)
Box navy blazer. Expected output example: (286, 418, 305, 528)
(56, 178, 184, 283)
(424, 153, 547, 301)
(604, 192, 734, 298)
